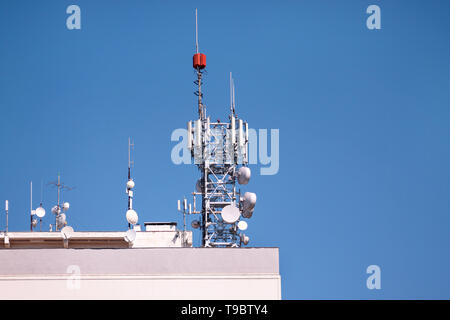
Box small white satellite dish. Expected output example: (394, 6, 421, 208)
(56, 213, 67, 229)
(191, 220, 200, 229)
(127, 179, 135, 189)
(237, 167, 251, 185)
(221, 205, 241, 224)
(63, 202, 70, 211)
(61, 226, 74, 239)
(124, 229, 136, 243)
(51, 205, 60, 215)
(126, 209, 138, 225)
(35, 206, 46, 218)
(237, 220, 248, 231)
(242, 192, 257, 210)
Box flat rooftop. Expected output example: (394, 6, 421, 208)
(0, 229, 193, 249)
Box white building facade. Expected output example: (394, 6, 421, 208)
(0, 228, 281, 300)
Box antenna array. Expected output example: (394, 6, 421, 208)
(179, 10, 257, 248)
(47, 174, 73, 232)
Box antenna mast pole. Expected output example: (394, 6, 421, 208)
(48, 173, 73, 232)
(195, 8, 199, 54)
(30, 181, 33, 231)
(194, 8, 205, 120)
(5, 200, 8, 234)
(56, 174, 60, 230)
(126, 137, 135, 229)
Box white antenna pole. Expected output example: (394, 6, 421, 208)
(233, 78, 235, 114)
(5, 200, 8, 234)
(230, 74, 235, 115)
(195, 8, 199, 54)
(230, 72, 233, 115)
(30, 181, 33, 231)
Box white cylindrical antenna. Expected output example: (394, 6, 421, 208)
(183, 198, 187, 211)
(5, 200, 8, 211)
(238, 119, 244, 147)
(187, 121, 193, 150)
(195, 8, 199, 54)
(189, 203, 192, 214)
(231, 117, 236, 145)
(206, 117, 210, 139)
(245, 122, 249, 142)
(230, 72, 236, 116)
(194, 119, 202, 148)
(177, 199, 181, 211)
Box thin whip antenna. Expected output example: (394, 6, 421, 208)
(195, 8, 199, 54)
(40, 179, 43, 204)
(230, 72, 233, 115)
(30, 181, 33, 231)
(128, 137, 134, 180)
(232, 77, 235, 114)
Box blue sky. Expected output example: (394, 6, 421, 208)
(0, 0, 449, 299)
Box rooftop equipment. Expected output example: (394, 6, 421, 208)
(178, 9, 256, 248)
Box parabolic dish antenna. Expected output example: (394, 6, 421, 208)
(124, 229, 136, 243)
(237, 167, 251, 185)
(35, 207, 46, 218)
(127, 179, 135, 189)
(51, 205, 60, 215)
(63, 202, 70, 211)
(221, 205, 241, 224)
(61, 226, 74, 239)
(237, 220, 248, 231)
(126, 209, 138, 225)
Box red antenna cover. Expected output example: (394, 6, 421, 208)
(193, 53, 206, 69)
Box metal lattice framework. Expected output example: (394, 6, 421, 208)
(179, 68, 252, 248)
(179, 10, 254, 248)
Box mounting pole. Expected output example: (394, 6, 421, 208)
(195, 8, 199, 54)
(127, 137, 135, 229)
(30, 181, 33, 231)
(5, 200, 8, 234)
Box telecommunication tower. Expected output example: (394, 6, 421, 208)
(179, 9, 256, 248)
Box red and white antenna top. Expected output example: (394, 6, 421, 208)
(193, 8, 206, 70)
